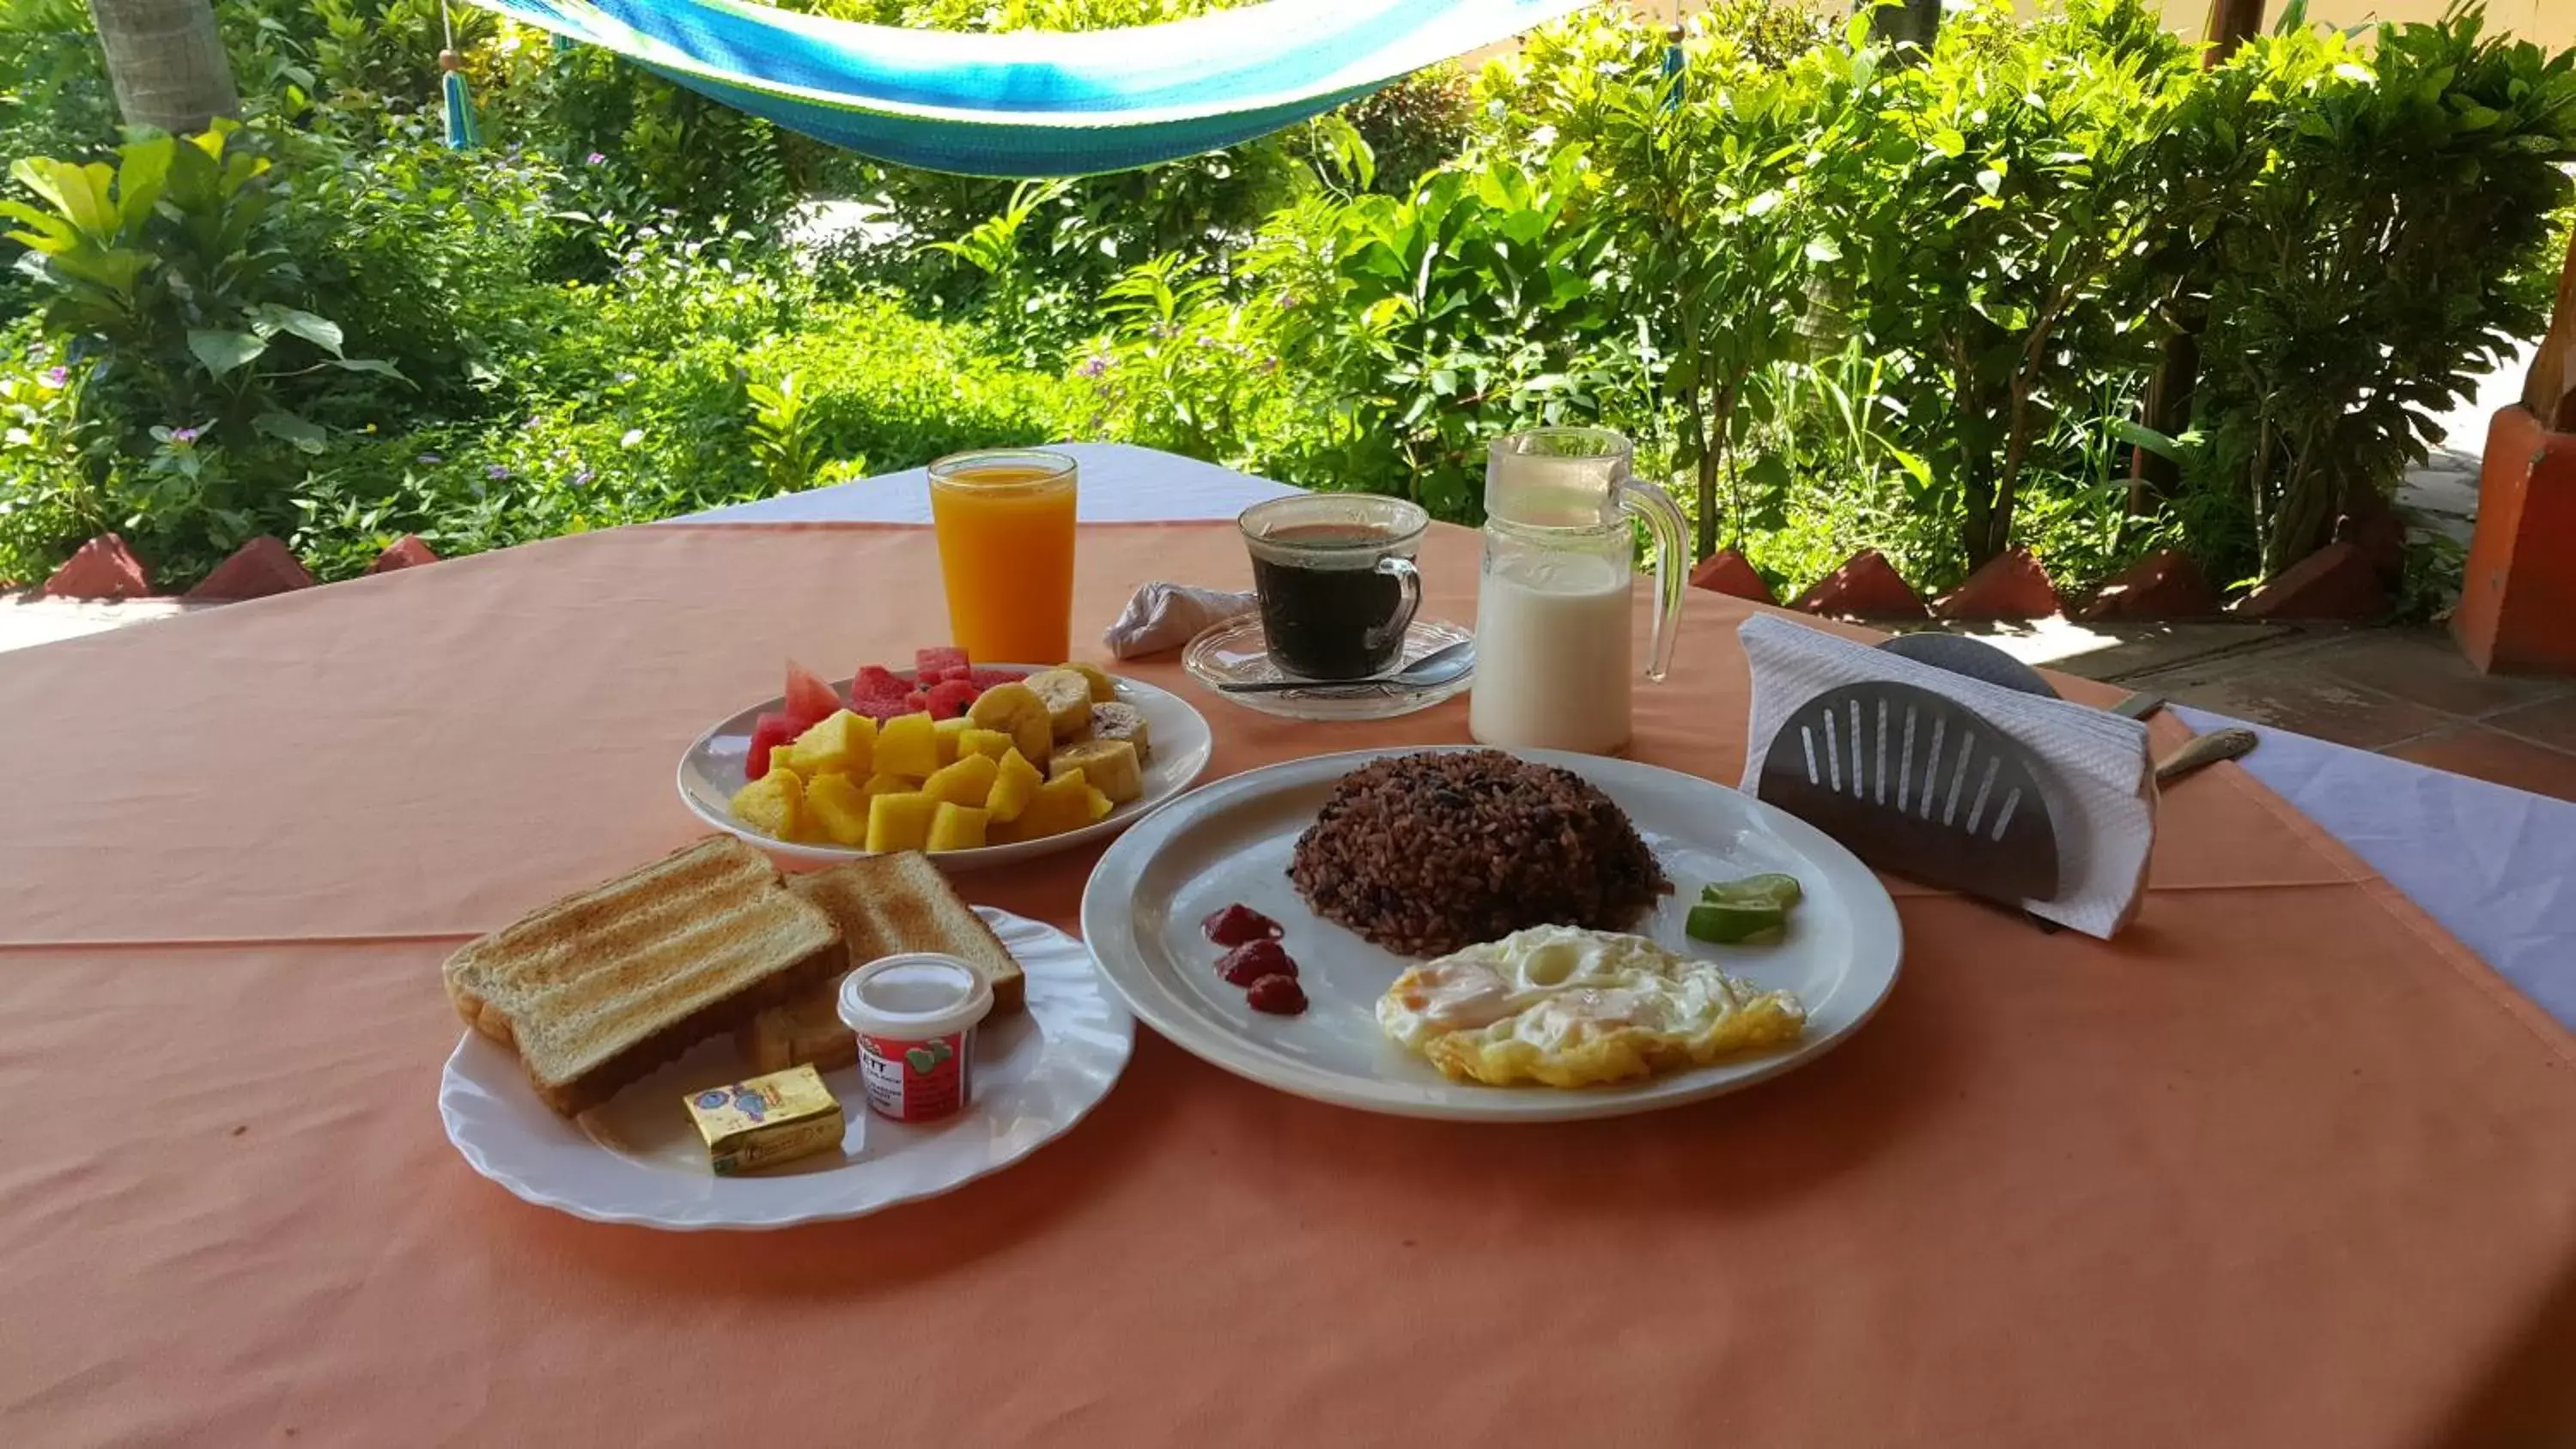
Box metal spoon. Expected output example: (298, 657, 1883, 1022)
(1218, 638, 1476, 695)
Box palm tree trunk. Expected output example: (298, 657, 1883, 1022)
(86, 0, 237, 136)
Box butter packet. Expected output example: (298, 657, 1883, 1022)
(683, 1064, 846, 1175)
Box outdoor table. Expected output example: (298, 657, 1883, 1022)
(4, 444, 2573, 1445)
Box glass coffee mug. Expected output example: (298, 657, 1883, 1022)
(1237, 494, 1426, 680)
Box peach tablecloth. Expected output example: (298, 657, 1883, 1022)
(3, 521, 2573, 1446)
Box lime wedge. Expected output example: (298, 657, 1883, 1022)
(1687, 900, 1787, 945)
(1700, 872, 1802, 910)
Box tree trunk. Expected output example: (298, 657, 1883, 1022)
(86, 0, 237, 136)
(2200, 0, 2265, 69)
(1865, 0, 1942, 52)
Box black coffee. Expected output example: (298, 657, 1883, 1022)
(1251, 524, 1411, 680)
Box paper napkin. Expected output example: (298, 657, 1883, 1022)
(1737, 614, 2155, 937)
(1103, 582, 1256, 659)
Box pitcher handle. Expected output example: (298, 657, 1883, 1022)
(1619, 480, 1689, 683)
(1367, 555, 1424, 658)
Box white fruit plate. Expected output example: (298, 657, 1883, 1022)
(440, 908, 1133, 1230)
(677, 664, 1212, 868)
(1081, 747, 1904, 1123)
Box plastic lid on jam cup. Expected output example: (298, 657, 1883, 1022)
(837, 953, 994, 1043)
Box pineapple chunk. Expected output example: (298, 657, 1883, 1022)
(993, 768, 1111, 842)
(957, 726, 1015, 761)
(966, 682, 1052, 764)
(923, 751, 1000, 808)
(787, 709, 874, 778)
(985, 748, 1043, 824)
(875, 712, 940, 778)
(860, 771, 916, 798)
(769, 744, 798, 779)
(1089, 701, 1151, 763)
(731, 766, 805, 840)
(804, 770, 873, 846)
(933, 716, 972, 767)
(1066, 661, 1118, 703)
(1024, 669, 1095, 742)
(864, 791, 939, 853)
(927, 801, 990, 852)
(1048, 738, 1142, 804)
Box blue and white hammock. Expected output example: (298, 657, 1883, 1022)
(465, 0, 1590, 176)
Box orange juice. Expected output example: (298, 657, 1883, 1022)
(927, 450, 1078, 664)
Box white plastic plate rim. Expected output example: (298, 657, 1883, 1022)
(676, 665, 1212, 867)
(439, 908, 1133, 1229)
(1079, 746, 1904, 1123)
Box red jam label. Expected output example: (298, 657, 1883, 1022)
(857, 1027, 975, 1122)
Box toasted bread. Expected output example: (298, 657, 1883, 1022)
(738, 852, 1024, 1073)
(443, 835, 847, 1117)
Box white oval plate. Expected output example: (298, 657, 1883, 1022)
(440, 908, 1133, 1229)
(1081, 748, 1902, 1123)
(677, 666, 1212, 868)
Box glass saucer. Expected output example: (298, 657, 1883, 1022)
(1182, 614, 1475, 722)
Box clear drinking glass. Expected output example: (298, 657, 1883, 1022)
(927, 448, 1078, 664)
(1467, 428, 1688, 755)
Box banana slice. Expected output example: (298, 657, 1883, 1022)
(966, 682, 1053, 764)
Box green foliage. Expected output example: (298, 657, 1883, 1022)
(1832, 0, 2196, 570)
(0, 0, 2567, 612)
(0, 123, 410, 577)
(2177, 3, 2576, 580)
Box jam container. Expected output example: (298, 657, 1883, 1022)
(836, 953, 994, 1124)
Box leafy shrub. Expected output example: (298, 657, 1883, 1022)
(2175, 3, 2576, 582)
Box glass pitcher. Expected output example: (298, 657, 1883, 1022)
(1467, 427, 1688, 755)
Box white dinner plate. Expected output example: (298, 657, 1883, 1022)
(440, 908, 1133, 1229)
(1080, 747, 1903, 1122)
(677, 665, 1212, 868)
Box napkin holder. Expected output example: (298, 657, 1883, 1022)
(1759, 680, 2062, 906)
(1738, 615, 2154, 938)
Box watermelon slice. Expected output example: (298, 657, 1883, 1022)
(938, 664, 974, 685)
(924, 679, 978, 719)
(783, 660, 840, 731)
(902, 688, 931, 714)
(968, 668, 1024, 691)
(914, 646, 969, 682)
(745, 711, 798, 781)
(847, 664, 913, 722)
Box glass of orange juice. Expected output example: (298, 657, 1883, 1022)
(927, 448, 1078, 664)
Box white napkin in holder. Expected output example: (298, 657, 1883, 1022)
(1737, 614, 2154, 937)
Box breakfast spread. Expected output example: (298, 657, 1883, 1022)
(1376, 925, 1807, 1088)
(1289, 749, 1668, 957)
(686, 1064, 847, 1175)
(838, 953, 993, 1123)
(729, 653, 1144, 852)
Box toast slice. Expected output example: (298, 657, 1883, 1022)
(444, 835, 847, 1116)
(738, 852, 1025, 1073)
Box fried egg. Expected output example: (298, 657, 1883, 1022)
(1376, 926, 1806, 1088)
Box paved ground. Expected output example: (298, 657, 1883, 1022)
(1946, 617, 2576, 805)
